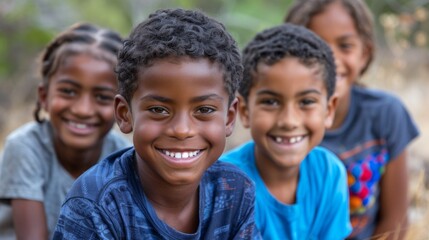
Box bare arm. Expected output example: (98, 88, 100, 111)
(11, 199, 48, 240)
(372, 150, 409, 239)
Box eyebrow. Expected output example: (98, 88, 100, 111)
(338, 34, 360, 41)
(256, 89, 322, 97)
(140, 94, 224, 103)
(56, 79, 116, 92)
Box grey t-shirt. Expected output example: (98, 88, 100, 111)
(0, 121, 130, 239)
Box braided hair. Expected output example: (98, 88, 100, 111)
(34, 23, 122, 123)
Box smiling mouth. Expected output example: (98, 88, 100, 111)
(68, 121, 94, 129)
(336, 74, 346, 81)
(65, 120, 98, 135)
(271, 135, 305, 144)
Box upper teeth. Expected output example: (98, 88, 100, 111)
(164, 150, 200, 159)
(70, 121, 89, 129)
(275, 136, 303, 144)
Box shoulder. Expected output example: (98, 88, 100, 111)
(353, 86, 406, 110)
(220, 141, 254, 167)
(4, 121, 49, 147)
(1, 121, 53, 166)
(205, 161, 255, 191)
(306, 147, 347, 178)
(65, 147, 134, 203)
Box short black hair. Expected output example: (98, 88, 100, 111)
(240, 23, 336, 101)
(116, 8, 243, 104)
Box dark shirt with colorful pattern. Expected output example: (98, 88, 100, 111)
(53, 147, 260, 240)
(321, 86, 419, 239)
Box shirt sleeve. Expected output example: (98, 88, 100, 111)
(53, 198, 120, 240)
(378, 95, 419, 160)
(320, 159, 352, 240)
(0, 135, 46, 201)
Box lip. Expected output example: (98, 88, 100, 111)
(157, 148, 204, 168)
(64, 119, 98, 136)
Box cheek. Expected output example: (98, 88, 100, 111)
(307, 112, 328, 135)
(46, 96, 68, 114)
(201, 118, 227, 145)
(99, 105, 116, 123)
(249, 110, 272, 129)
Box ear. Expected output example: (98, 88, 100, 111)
(237, 95, 251, 129)
(114, 95, 133, 134)
(324, 93, 338, 129)
(225, 97, 238, 137)
(38, 83, 48, 111)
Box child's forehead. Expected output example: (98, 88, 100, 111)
(256, 56, 323, 75)
(135, 57, 228, 94)
(137, 56, 225, 82)
(254, 57, 328, 88)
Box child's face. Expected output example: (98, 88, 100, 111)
(39, 53, 117, 150)
(308, 1, 369, 104)
(240, 57, 336, 169)
(115, 57, 237, 186)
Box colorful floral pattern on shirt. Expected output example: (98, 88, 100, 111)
(347, 149, 388, 214)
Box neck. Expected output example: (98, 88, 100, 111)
(255, 156, 299, 205)
(136, 156, 200, 233)
(330, 92, 351, 130)
(54, 141, 103, 178)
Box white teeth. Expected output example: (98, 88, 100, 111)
(69, 121, 89, 129)
(273, 136, 303, 144)
(289, 136, 303, 144)
(163, 150, 199, 159)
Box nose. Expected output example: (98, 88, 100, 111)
(167, 112, 195, 140)
(70, 94, 95, 117)
(277, 105, 299, 130)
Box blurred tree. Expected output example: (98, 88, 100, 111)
(0, 0, 427, 86)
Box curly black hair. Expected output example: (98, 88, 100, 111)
(116, 8, 243, 104)
(240, 23, 336, 101)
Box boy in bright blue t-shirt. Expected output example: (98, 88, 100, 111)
(221, 23, 352, 239)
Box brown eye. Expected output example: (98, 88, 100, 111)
(197, 106, 215, 114)
(58, 88, 76, 97)
(149, 106, 168, 115)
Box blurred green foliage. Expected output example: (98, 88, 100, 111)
(0, 0, 427, 82)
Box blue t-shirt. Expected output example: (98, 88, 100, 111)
(221, 141, 351, 240)
(321, 86, 419, 239)
(53, 147, 261, 240)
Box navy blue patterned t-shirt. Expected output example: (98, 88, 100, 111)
(321, 86, 419, 239)
(53, 147, 260, 240)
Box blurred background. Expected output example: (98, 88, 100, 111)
(0, 0, 428, 238)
